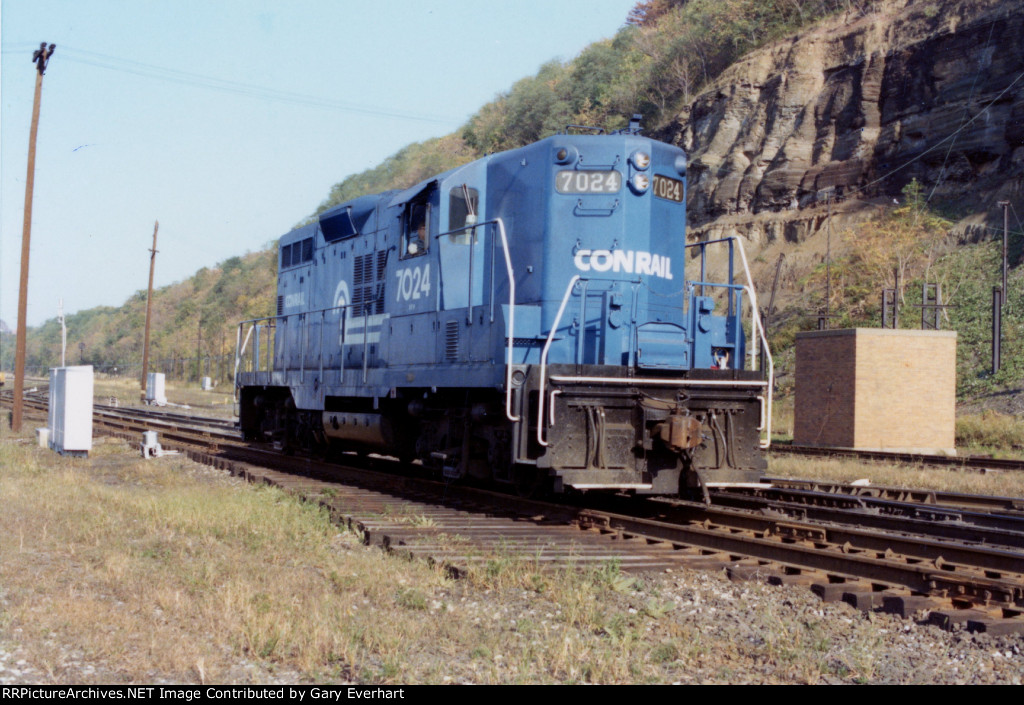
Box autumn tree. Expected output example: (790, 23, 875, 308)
(843, 178, 953, 311)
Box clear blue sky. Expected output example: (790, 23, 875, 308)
(1, 0, 637, 328)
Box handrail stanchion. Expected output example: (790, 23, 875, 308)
(362, 303, 370, 384)
(538, 275, 581, 447)
(685, 236, 773, 449)
(493, 219, 519, 422)
(233, 322, 250, 404)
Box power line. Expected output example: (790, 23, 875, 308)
(855, 68, 1024, 198)
(42, 45, 465, 125)
(925, 18, 997, 206)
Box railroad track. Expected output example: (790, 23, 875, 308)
(5, 395, 1024, 634)
(772, 443, 1024, 473)
(763, 477, 1024, 516)
(706, 486, 1024, 543)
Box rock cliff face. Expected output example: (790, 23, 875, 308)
(653, 0, 1024, 246)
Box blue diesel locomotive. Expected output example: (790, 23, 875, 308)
(235, 119, 772, 496)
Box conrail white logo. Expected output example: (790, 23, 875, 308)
(573, 249, 673, 280)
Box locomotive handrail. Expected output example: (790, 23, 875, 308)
(537, 275, 581, 447)
(233, 299, 382, 394)
(435, 218, 518, 422)
(493, 218, 518, 422)
(685, 236, 773, 449)
(233, 323, 257, 403)
(537, 274, 647, 447)
(732, 235, 773, 449)
(746, 282, 774, 447)
(574, 199, 620, 216)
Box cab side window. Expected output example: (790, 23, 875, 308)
(448, 187, 479, 245)
(403, 201, 430, 258)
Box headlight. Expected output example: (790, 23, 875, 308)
(675, 153, 687, 177)
(630, 173, 650, 193)
(631, 150, 651, 170)
(553, 145, 579, 165)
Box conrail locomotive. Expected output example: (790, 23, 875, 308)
(235, 118, 772, 496)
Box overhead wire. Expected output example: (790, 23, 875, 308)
(851, 68, 1024, 201)
(5, 44, 464, 125)
(925, 18, 998, 208)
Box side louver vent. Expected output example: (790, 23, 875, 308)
(353, 251, 387, 315)
(445, 320, 460, 361)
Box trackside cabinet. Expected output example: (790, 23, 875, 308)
(794, 329, 956, 454)
(48, 366, 94, 456)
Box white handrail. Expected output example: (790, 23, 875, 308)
(493, 218, 520, 422)
(537, 274, 581, 447)
(742, 283, 773, 448)
(233, 323, 256, 402)
(731, 234, 773, 449)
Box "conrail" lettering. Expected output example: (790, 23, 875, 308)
(573, 249, 673, 280)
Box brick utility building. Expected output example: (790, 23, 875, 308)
(793, 328, 957, 454)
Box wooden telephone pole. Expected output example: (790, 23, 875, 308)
(140, 221, 159, 397)
(12, 43, 55, 432)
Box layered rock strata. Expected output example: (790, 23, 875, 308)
(654, 0, 1024, 246)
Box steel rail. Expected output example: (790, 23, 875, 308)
(772, 443, 1024, 472)
(764, 477, 1024, 514)
(702, 490, 1024, 550)
(578, 507, 1024, 608)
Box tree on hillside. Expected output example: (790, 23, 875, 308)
(626, 0, 689, 27)
(841, 179, 954, 313)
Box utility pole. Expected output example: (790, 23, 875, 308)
(826, 193, 832, 326)
(816, 187, 837, 330)
(196, 315, 203, 383)
(998, 201, 1009, 306)
(12, 42, 55, 433)
(140, 221, 159, 397)
(58, 299, 66, 367)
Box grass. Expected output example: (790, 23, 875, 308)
(91, 374, 237, 420)
(770, 395, 1024, 460)
(0, 424, 447, 682)
(2, 420, 1021, 684)
(956, 411, 1024, 458)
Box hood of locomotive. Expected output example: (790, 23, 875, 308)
(485, 133, 690, 368)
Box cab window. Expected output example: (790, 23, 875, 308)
(403, 201, 430, 258)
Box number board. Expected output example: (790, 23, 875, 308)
(652, 175, 683, 203)
(555, 171, 622, 194)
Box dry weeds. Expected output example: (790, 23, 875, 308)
(91, 375, 236, 420)
(2, 423, 1022, 685)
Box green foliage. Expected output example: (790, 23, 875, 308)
(319, 0, 858, 210)
(815, 181, 956, 319)
(313, 134, 477, 216)
(956, 411, 1024, 451)
(794, 196, 1022, 404)
(938, 242, 1024, 398)
(15, 249, 277, 374)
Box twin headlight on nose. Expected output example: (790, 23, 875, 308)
(630, 150, 651, 193)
